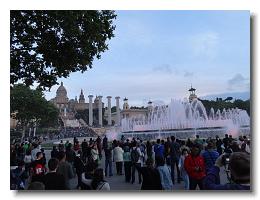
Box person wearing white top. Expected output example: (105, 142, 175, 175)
(113, 144, 124, 175)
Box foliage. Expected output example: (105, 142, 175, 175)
(200, 98, 250, 116)
(11, 10, 116, 89)
(10, 84, 59, 130)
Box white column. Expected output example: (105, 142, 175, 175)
(115, 96, 120, 126)
(107, 96, 112, 126)
(98, 96, 103, 127)
(88, 95, 93, 126)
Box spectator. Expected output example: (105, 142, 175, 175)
(31, 152, 46, 183)
(178, 148, 189, 190)
(215, 136, 223, 155)
(51, 146, 59, 159)
(123, 146, 132, 182)
(10, 161, 29, 190)
(113, 142, 124, 175)
(91, 168, 110, 190)
(203, 152, 250, 190)
(104, 143, 113, 177)
(202, 142, 219, 173)
(74, 151, 85, 189)
(154, 139, 164, 159)
(81, 162, 98, 190)
(184, 145, 206, 190)
(170, 136, 181, 184)
(131, 142, 142, 184)
(43, 158, 66, 190)
(156, 156, 173, 190)
(57, 151, 75, 189)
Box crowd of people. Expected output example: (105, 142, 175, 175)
(10, 133, 251, 190)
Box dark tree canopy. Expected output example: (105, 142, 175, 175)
(11, 84, 59, 129)
(11, 10, 116, 89)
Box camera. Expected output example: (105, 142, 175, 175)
(221, 153, 231, 166)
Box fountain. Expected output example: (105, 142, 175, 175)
(119, 98, 250, 140)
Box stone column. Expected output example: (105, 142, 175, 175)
(88, 95, 93, 126)
(115, 96, 120, 126)
(107, 96, 112, 126)
(98, 96, 103, 127)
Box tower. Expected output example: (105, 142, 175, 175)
(79, 89, 85, 103)
(148, 100, 153, 112)
(188, 84, 197, 102)
(123, 97, 129, 110)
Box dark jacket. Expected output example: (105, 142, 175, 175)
(43, 172, 66, 190)
(203, 166, 250, 190)
(138, 166, 162, 190)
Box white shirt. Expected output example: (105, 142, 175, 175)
(113, 146, 124, 162)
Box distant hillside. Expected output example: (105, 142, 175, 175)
(200, 91, 250, 101)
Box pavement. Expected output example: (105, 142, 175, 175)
(44, 149, 229, 191)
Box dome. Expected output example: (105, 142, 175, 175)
(56, 82, 67, 97)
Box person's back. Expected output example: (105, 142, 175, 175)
(31, 152, 46, 183)
(157, 164, 173, 190)
(57, 161, 74, 189)
(202, 143, 219, 172)
(44, 172, 66, 190)
(140, 158, 162, 190)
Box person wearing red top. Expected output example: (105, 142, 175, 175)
(184, 145, 206, 190)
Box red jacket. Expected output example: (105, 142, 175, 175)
(184, 154, 206, 180)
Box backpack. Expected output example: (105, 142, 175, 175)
(131, 148, 140, 163)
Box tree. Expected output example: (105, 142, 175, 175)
(11, 10, 116, 89)
(10, 84, 59, 137)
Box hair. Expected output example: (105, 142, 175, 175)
(27, 181, 45, 190)
(91, 168, 105, 189)
(171, 136, 176, 142)
(156, 139, 160, 144)
(36, 152, 42, 158)
(191, 145, 200, 157)
(146, 157, 154, 167)
(229, 152, 250, 184)
(48, 158, 59, 171)
(86, 161, 98, 173)
(58, 151, 66, 161)
(181, 148, 188, 155)
(155, 156, 165, 166)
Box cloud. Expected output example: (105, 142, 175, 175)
(190, 31, 219, 59)
(184, 71, 194, 77)
(227, 73, 249, 91)
(152, 64, 178, 75)
(153, 64, 172, 74)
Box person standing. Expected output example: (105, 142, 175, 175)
(113, 142, 124, 175)
(138, 158, 162, 190)
(91, 168, 110, 190)
(156, 156, 173, 190)
(81, 139, 88, 163)
(202, 142, 219, 173)
(51, 146, 59, 159)
(43, 158, 66, 190)
(30, 152, 46, 183)
(57, 151, 75, 190)
(184, 145, 206, 190)
(170, 136, 181, 184)
(123, 146, 132, 182)
(104, 143, 113, 177)
(178, 149, 189, 190)
(215, 136, 223, 156)
(131, 143, 142, 184)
